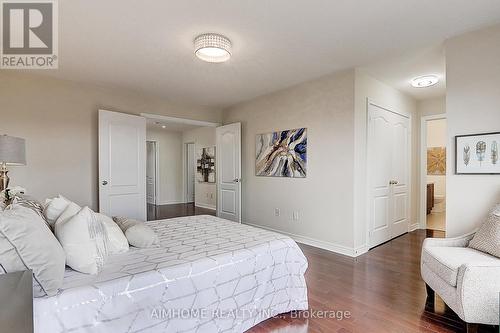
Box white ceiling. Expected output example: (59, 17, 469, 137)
(37, 0, 500, 108)
(362, 43, 446, 100)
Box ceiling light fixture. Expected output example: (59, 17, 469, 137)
(411, 75, 439, 88)
(161, 125, 166, 129)
(194, 33, 231, 63)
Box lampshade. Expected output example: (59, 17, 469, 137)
(0, 135, 26, 165)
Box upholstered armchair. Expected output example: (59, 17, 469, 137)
(421, 231, 500, 332)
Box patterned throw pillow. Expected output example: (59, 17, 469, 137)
(113, 216, 159, 248)
(468, 205, 500, 258)
(11, 195, 51, 230)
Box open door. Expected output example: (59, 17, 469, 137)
(216, 123, 241, 222)
(99, 110, 146, 220)
(146, 141, 157, 205)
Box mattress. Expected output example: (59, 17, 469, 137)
(34, 215, 308, 333)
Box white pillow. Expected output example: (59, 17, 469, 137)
(113, 216, 159, 248)
(55, 202, 81, 225)
(55, 207, 109, 274)
(44, 195, 71, 227)
(96, 213, 129, 254)
(0, 204, 66, 296)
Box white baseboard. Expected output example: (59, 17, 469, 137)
(409, 223, 420, 232)
(244, 222, 365, 257)
(195, 203, 216, 211)
(156, 200, 185, 205)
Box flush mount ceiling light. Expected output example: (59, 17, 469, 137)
(194, 33, 231, 63)
(411, 75, 439, 88)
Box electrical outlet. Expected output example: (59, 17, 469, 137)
(274, 208, 280, 217)
(292, 211, 299, 221)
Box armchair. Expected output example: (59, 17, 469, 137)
(421, 231, 500, 332)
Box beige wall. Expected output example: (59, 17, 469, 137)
(353, 69, 418, 250)
(0, 71, 221, 210)
(147, 128, 183, 204)
(182, 126, 217, 210)
(418, 96, 446, 117)
(445, 23, 500, 237)
(223, 70, 356, 252)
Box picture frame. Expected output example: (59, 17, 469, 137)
(255, 128, 307, 178)
(455, 131, 500, 175)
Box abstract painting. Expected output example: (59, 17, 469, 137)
(455, 132, 500, 174)
(427, 147, 446, 175)
(256, 128, 307, 177)
(196, 147, 215, 183)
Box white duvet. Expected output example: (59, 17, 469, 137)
(34, 215, 308, 333)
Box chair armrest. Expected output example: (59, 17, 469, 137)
(457, 262, 500, 325)
(422, 230, 476, 249)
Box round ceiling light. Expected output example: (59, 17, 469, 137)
(411, 75, 439, 88)
(194, 33, 231, 63)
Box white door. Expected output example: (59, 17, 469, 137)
(186, 143, 195, 203)
(99, 110, 146, 221)
(146, 141, 156, 205)
(216, 123, 241, 222)
(367, 102, 410, 248)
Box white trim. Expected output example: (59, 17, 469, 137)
(195, 203, 216, 211)
(409, 223, 420, 232)
(419, 113, 446, 230)
(366, 99, 412, 249)
(245, 222, 366, 257)
(146, 140, 160, 205)
(183, 142, 196, 203)
(156, 200, 185, 205)
(141, 113, 220, 127)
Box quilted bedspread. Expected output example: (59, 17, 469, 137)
(34, 215, 308, 333)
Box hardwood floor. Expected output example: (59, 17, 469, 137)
(147, 206, 496, 332)
(249, 230, 498, 333)
(147, 202, 216, 221)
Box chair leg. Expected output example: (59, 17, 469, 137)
(466, 323, 478, 333)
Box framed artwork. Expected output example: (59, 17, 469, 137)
(196, 147, 216, 183)
(427, 147, 446, 175)
(255, 128, 307, 178)
(455, 132, 500, 174)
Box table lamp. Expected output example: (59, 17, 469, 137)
(0, 135, 26, 192)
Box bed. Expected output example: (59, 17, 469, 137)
(34, 215, 308, 333)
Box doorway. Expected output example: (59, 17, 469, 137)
(146, 141, 158, 205)
(185, 142, 195, 203)
(367, 101, 411, 248)
(420, 115, 447, 232)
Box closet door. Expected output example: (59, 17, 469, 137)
(390, 113, 410, 239)
(368, 102, 410, 248)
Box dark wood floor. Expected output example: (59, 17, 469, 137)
(147, 202, 215, 221)
(250, 230, 498, 333)
(148, 206, 497, 332)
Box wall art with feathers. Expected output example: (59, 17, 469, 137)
(256, 128, 307, 177)
(455, 132, 500, 174)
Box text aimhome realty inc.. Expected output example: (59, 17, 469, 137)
(150, 308, 352, 321)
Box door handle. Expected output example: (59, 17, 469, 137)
(389, 180, 399, 185)
(102, 180, 108, 186)
(233, 178, 241, 183)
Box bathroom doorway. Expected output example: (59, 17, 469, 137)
(421, 115, 447, 232)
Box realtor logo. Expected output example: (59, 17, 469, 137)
(1, 0, 58, 69)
